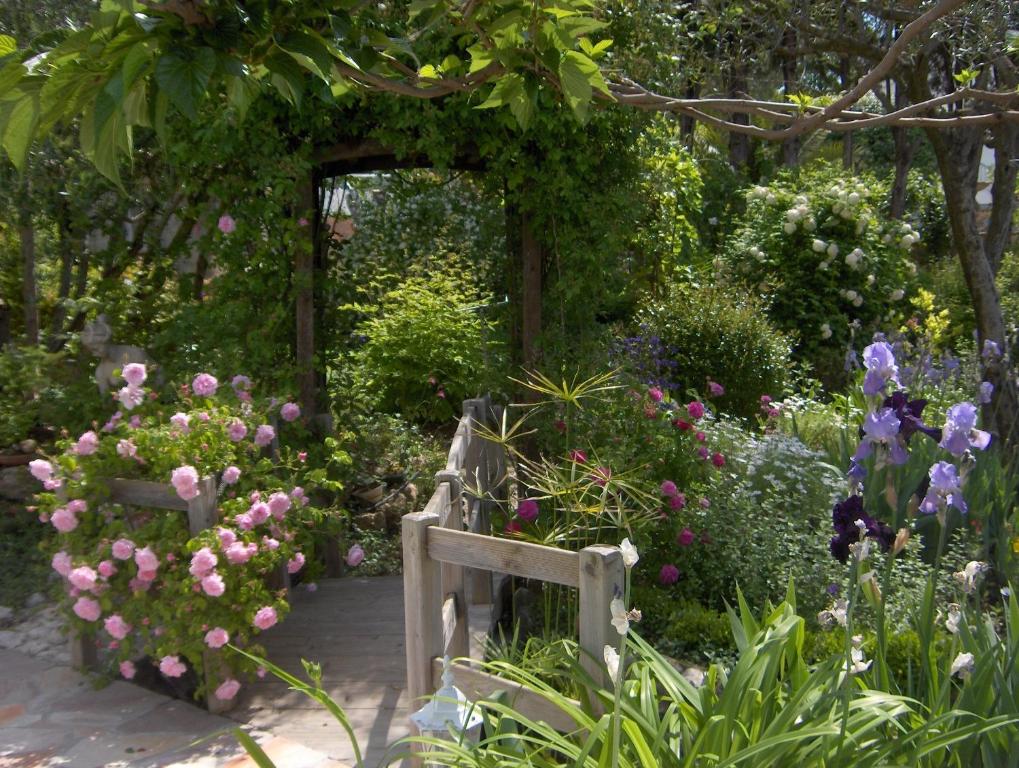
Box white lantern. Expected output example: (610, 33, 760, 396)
(410, 656, 484, 761)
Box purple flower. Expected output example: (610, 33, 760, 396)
(516, 499, 539, 523)
(979, 381, 994, 405)
(940, 402, 991, 457)
(882, 391, 941, 444)
(982, 340, 1001, 360)
(280, 402, 301, 422)
(853, 408, 907, 465)
(658, 564, 680, 585)
(708, 381, 725, 397)
(920, 461, 967, 515)
(192, 373, 218, 397)
(862, 342, 899, 396)
(830, 495, 894, 563)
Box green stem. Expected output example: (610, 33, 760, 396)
(610, 570, 631, 768)
(838, 556, 861, 759)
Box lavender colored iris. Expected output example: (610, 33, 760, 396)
(919, 461, 967, 515)
(979, 381, 994, 405)
(940, 402, 991, 457)
(854, 407, 907, 465)
(862, 341, 899, 396)
(982, 339, 1001, 359)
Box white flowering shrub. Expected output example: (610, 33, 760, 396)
(724, 164, 919, 381)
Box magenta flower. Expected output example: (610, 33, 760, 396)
(708, 381, 725, 397)
(215, 679, 241, 701)
(254, 424, 275, 448)
(668, 493, 686, 510)
(711, 452, 726, 468)
(111, 538, 135, 560)
(660, 480, 678, 497)
(659, 564, 680, 585)
(217, 214, 236, 234)
(677, 528, 695, 547)
(648, 387, 664, 403)
(504, 519, 522, 534)
(192, 373, 218, 397)
(73, 597, 101, 622)
(697, 446, 709, 460)
(75, 431, 99, 456)
(122, 363, 147, 387)
(159, 655, 187, 677)
(205, 627, 230, 648)
(569, 449, 588, 463)
(687, 401, 705, 420)
(345, 543, 365, 567)
(253, 606, 278, 630)
(280, 402, 301, 422)
(28, 459, 54, 483)
(592, 466, 612, 487)
(287, 552, 306, 574)
(517, 499, 539, 523)
(699, 496, 710, 509)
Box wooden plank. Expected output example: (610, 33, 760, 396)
(431, 657, 580, 734)
(427, 527, 580, 587)
(402, 510, 443, 766)
(435, 470, 468, 660)
(422, 482, 450, 520)
(69, 630, 98, 671)
(441, 595, 458, 655)
(579, 546, 625, 688)
(186, 475, 219, 535)
(105, 478, 189, 511)
(445, 417, 469, 471)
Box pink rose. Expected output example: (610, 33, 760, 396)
(192, 373, 218, 397)
(116, 439, 137, 459)
(118, 385, 145, 411)
(119, 660, 136, 679)
(205, 627, 230, 649)
(136, 569, 158, 583)
(69, 566, 98, 592)
(73, 597, 101, 622)
(134, 546, 159, 572)
(51, 508, 78, 533)
(112, 538, 135, 560)
(227, 420, 247, 442)
(67, 499, 87, 514)
(267, 492, 291, 519)
(249, 502, 270, 526)
(516, 499, 539, 523)
(122, 363, 147, 387)
(217, 214, 236, 234)
(215, 678, 241, 701)
(224, 541, 254, 565)
(253, 606, 278, 630)
(290, 487, 308, 506)
(97, 560, 116, 579)
(171, 465, 200, 500)
(254, 424, 275, 448)
(201, 572, 225, 596)
(231, 374, 251, 391)
(699, 496, 711, 509)
(216, 527, 237, 548)
(189, 547, 218, 578)
(235, 513, 254, 531)
(104, 614, 131, 640)
(159, 655, 187, 677)
(287, 552, 305, 574)
(280, 402, 300, 422)
(170, 412, 191, 433)
(28, 459, 53, 483)
(687, 401, 705, 420)
(648, 387, 663, 402)
(222, 466, 241, 485)
(52, 551, 73, 577)
(129, 415, 141, 428)
(262, 537, 279, 551)
(345, 543, 365, 567)
(75, 431, 99, 456)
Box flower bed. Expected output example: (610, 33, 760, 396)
(29, 365, 322, 709)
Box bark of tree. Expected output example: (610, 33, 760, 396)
(520, 212, 543, 368)
(780, 27, 800, 167)
(18, 194, 38, 346)
(841, 57, 853, 170)
(727, 67, 752, 171)
(888, 126, 915, 219)
(295, 174, 318, 418)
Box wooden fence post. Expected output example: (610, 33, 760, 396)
(462, 398, 493, 605)
(185, 476, 218, 534)
(578, 546, 625, 689)
(403, 510, 443, 765)
(435, 469, 469, 660)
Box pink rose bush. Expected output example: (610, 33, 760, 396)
(30, 367, 322, 703)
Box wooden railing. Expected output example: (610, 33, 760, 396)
(403, 397, 625, 749)
(69, 475, 238, 715)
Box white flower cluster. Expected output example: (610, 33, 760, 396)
(828, 182, 868, 223)
(880, 221, 920, 250)
(782, 195, 816, 234)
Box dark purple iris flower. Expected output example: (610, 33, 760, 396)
(830, 495, 895, 564)
(882, 391, 942, 444)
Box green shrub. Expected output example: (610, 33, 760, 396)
(342, 261, 501, 423)
(628, 280, 791, 419)
(724, 163, 920, 382)
(662, 601, 735, 662)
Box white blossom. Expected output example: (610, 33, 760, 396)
(852, 295, 863, 307)
(812, 239, 827, 253)
(821, 323, 833, 339)
(783, 222, 797, 234)
(848, 647, 872, 674)
(610, 598, 630, 636)
(619, 538, 639, 569)
(889, 289, 905, 301)
(603, 645, 620, 682)
(827, 243, 839, 258)
(951, 652, 975, 679)
(954, 561, 988, 594)
(848, 192, 861, 205)
(945, 603, 962, 634)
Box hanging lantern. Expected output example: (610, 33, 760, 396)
(410, 656, 484, 760)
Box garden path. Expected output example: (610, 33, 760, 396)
(230, 575, 491, 768)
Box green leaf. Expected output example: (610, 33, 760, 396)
(2, 92, 39, 169)
(264, 53, 305, 107)
(277, 31, 333, 82)
(0, 61, 26, 100)
(558, 51, 593, 121)
(226, 75, 260, 121)
(153, 47, 216, 120)
(476, 73, 522, 111)
(231, 729, 277, 768)
(0, 35, 16, 58)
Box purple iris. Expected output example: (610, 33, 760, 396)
(882, 391, 941, 444)
(830, 495, 895, 563)
(940, 402, 991, 457)
(919, 461, 967, 515)
(854, 407, 908, 465)
(862, 342, 899, 396)
(979, 381, 994, 405)
(982, 339, 1002, 360)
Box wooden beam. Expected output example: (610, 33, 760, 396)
(105, 478, 189, 511)
(427, 527, 580, 587)
(314, 139, 485, 179)
(578, 546, 625, 689)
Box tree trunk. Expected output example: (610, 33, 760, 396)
(780, 27, 800, 167)
(520, 212, 543, 368)
(888, 127, 914, 219)
(984, 123, 1019, 275)
(926, 125, 1019, 453)
(841, 57, 853, 170)
(19, 204, 38, 346)
(504, 190, 523, 369)
(680, 81, 700, 149)
(727, 67, 752, 171)
(48, 201, 75, 350)
(295, 174, 318, 417)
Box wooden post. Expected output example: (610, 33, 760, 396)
(185, 476, 218, 534)
(403, 510, 443, 765)
(579, 546, 625, 689)
(462, 399, 493, 605)
(435, 469, 469, 659)
(69, 631, 98, 671)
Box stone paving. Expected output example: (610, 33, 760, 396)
(0, 648, 350, 767)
